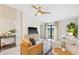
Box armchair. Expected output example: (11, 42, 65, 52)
(20, 38, 43, 55)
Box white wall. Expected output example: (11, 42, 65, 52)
(0, 5, 16, 33)
(16, 11, 23, 45)
(22, 12, 43, 37)
(78, 16, 79, 39)
(0, 19, 15, 32)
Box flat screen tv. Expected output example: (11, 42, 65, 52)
(28, 27, 38, 34)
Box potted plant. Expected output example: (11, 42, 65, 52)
(66, 22, 78, 37)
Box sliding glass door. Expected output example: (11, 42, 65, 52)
(46, 25, 55, 39)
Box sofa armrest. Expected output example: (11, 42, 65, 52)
(28, 43, 43, 55)
(20, 43, 30, 55)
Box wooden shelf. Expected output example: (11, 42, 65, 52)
(0, 35, 16, 52)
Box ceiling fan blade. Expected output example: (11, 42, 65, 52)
(42, 12, 51, 14)
(35, 11, 39, 16)
(32, 5, 38, 10)
(32, 5, 51, 16)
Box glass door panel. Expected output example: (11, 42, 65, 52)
(46, 25, 55, 39)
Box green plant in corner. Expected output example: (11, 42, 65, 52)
(66, 22, 78, 37)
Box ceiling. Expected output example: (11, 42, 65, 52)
(6, 4, 79, 23)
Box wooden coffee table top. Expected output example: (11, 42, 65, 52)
(52, 48, 72, 55)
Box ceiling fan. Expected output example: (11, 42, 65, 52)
(32, 5, 51, 16)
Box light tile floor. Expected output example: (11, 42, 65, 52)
(0, 39, 52, 55)
(0, 46, 20, 55)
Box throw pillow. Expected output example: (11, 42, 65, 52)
(29, 38, 36, 45)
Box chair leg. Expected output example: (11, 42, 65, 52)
(20, 52, 22, 55)
(41, 51, 43, 54)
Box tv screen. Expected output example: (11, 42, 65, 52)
(28, 27, 38, 34)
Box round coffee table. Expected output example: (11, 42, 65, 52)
(52, 48, 72, 55)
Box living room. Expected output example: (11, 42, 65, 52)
(0, 4, 79, 55)
(19, 4, 79, 55)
